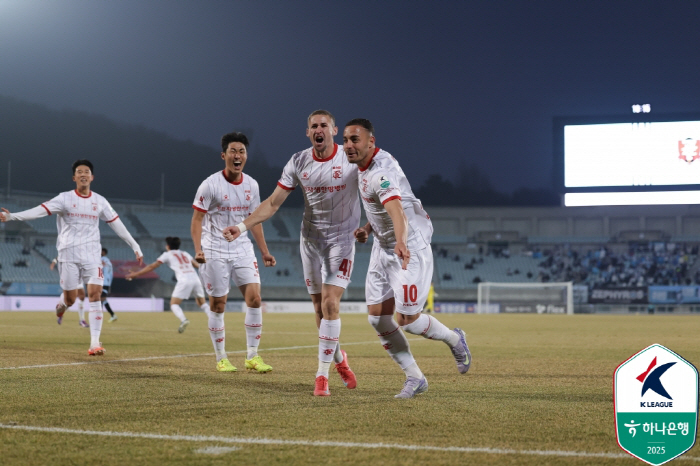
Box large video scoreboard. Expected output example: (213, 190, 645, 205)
(554, 113, 700, 206)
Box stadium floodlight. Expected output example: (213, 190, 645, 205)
(632, 104, 651, 113)
(477, 282, 574, 315)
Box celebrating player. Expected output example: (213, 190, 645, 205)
(126, 237, 212, 333)
(0, 159, 143, 356)
(223, 110, 360, 396)
(191, 132, 276, 373)
(344, 118, 471, 398)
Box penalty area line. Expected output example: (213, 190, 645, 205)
(0, 338, 423, 371)
(2, 423, 686, 460)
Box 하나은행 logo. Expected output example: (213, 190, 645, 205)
(614, 344, 698, 466)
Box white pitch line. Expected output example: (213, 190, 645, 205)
(0, 339, 421, 371)
(5, 423, 694, 461)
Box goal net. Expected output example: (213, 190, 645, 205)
(477, 282, 574, 315)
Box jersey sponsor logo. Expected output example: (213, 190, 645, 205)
(678, 138, 700, 163)
(217, 206, 249, 212)
(361, 195, 376, 204)
(303, 184, 346, 194)
(67, 213, 99, 220)
(379, 176, 391, 189)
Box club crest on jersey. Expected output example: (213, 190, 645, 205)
(332, 166, 342, 179)
(379, 176, 391, 189)
(245, 189, 251, 201)
(678, 138, 700, 163)
(92, 203, 98, 211)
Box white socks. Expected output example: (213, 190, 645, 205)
(88, 301, 103, 347)
(317, 318, 340, 378)
(244, 307, 262, 359)
(402, 314, 459, 347)
(368, 315, 422, 379)
(170, 304, 187, 323)
(200, 302, 211, 316)
(208, 311, 226, 361)
(334, 342, 344, 364)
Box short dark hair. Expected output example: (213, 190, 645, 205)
(221, 132, 250, 152)
(308, 109, 335, 127)
(72, 159, 94, 174)
(165, 236, 181, 250)
(101, 248, 108, 254)
(345, 118, 374, 136)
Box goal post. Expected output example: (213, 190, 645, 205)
(477, 281, 574, 315)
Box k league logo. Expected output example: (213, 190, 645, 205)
(614, 344, 698, 465)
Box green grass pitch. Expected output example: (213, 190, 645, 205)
(1, 311, 699, 465)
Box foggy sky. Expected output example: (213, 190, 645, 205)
(1, 0, 700, 194)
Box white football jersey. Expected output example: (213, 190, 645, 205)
(157, 249, 197, 282)
(193, 171, 260, 259)
(42, 190, 119, 263)
(358, 149, 433, 250)
(278, 143, 360, 242)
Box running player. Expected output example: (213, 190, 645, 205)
(50, 258, 87, 326)
(0, 159, 143, 356)
(191, 132, 276, 373)
(100, 248, 118, 322)
(344, 118, 471, 398)
(126, 236, 212, 333)
(222, 110, 359, 396)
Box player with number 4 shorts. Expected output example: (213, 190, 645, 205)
(223, 110, 360, 396)
(344, 118, 472, 399)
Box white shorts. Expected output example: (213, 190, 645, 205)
(198, 256, 260, 298)
(58, 261, 104, 291)
(365, 245, 434, 316)
(171, 277, 206, 300)
(300, 238, 355, 294)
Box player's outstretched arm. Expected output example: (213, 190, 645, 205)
(249, 223, 276, 267)
(222, 186, 291, 242)
(1, 205, 50, 222)
(354, 222, 373, 243)
(191, 210, 206, 263)
(108, 218, 144, 265)
(384, 199, 410, 270)
(126, 261, 161, 281)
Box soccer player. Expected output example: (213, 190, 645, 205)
(191, 132, 276, 373)
(126, 236, 212, 333)
(50, 258, 88, 326)
(100, 248, 118, 323)
(222, 110, 360, 396)
(0, 159, 143, 355)
(344, 118, 471, 399)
